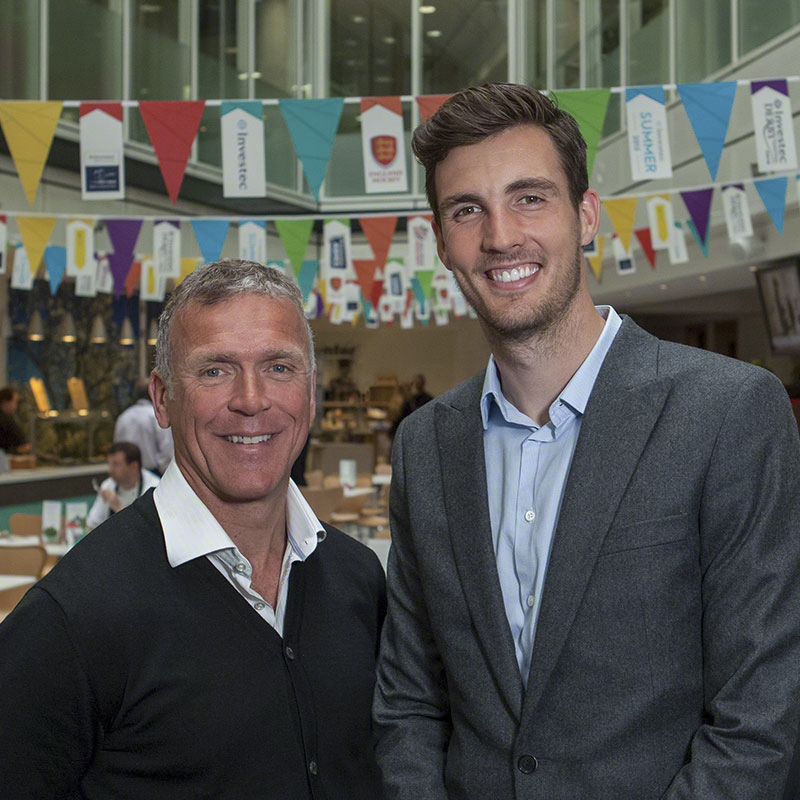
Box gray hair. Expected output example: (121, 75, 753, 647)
(154, 259, 315, 392)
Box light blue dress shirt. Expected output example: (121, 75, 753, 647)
(480, 306, 622, 684)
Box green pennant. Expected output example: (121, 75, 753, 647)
(549, 88, 611, 179)
(275, 218, 315, 277)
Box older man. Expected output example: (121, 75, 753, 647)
(0, 260, 386, 799)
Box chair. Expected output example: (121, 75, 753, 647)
(9, 513, 43, 537)
(0, 544, 47, 617)
(299, 486, 345, 524)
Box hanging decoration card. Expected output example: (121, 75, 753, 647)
(79, 103, 125, 200)
(625, 87, 673, 180)
(221, 101, 267, 198)
(360, 97, 408, 193)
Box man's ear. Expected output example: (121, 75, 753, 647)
(149, 371, 171, 430)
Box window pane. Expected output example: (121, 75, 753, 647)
(49, 0, 122, 102)
(739, 0, 800, 54)
(254, 0, 300, 98)
(0, 0, 40, 99)
(198, 0, 246, 100)
(523, 0, 548, 90)
(676, 0, 731, 82)
(422, 1, 507, 94)
(330, 0, 411, 97)
(554, 0, 580, 88)
(627, 0, 669, 86)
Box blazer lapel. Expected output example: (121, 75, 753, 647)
(523, 319, 673, 713)
(435, 377, 525, 720)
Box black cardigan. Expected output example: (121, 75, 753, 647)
(0, 490, 386, 799)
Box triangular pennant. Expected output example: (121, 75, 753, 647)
(16, 216, 57, 278)
(676, 82, 737, 180)
(43, 245, 67, 295)
(634, 228, 657, 268)
(602, 197, 638, 253)
(359, 216, 397, 268)
(361, 96, 403, 115)
(680, 188, 714, 247)
(370, 266, 385, 310)
(0, 101, 63, 205)
(275, 218, 315, 277)
(353, 258, 378, 303)
(549, 89, 611, 177)
(684, 219, 709, 257)
(125, 260, 142, 297)
(190, 219, 230, 264)
(754, 176, 788, 234)
(415, 94, 450, 121)
(278, 98, 345, 201)
(105, 219, 143, 298)
(138, 100, 206, 203)
(298, 260, 319, 301)
(414, 269, 435, 301)
(584, 236, 605, 282)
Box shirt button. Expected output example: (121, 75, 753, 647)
(308, 760, 318, 776)
(526, 595, 535, 608)
(524, 509, 535, 523)
(285, 645, 295, 660)
(234, 562, 247, 574)
(517, 754, 538, 774)
(254, 602, 266, 611)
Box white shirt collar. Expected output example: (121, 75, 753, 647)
(154, 460, 324, 569)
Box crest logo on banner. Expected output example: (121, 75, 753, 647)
(371, 136, 397, 166)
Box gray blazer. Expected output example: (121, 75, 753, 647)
(374, 317, 800, 800)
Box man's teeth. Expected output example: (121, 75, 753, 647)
(226, 434, 273, 444)
(489, 265, 539, 283)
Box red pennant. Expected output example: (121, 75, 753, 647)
(125, 260, 142, 297)
(634, 228, 657, 269)
(370, 277, 384, 311)
(361, 96, 402, 115)
(359, 216, 397, 268)
(415, 95, 450, 121)
(139, 101, 206, 204)
(353, 258, 378, 302)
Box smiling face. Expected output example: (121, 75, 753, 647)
(150, 293, 316, 514)
(432, 124, 599, 344)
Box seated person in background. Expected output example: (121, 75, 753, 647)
(389, 373, 434, 439)
(86, 441, 160, 530)
(113, 378, 174, 475)
(326, 358, 360, 401)
(0, 385, 31, 455)
(0, 259, 386, 800)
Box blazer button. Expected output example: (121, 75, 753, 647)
(517, 754, 538, 774)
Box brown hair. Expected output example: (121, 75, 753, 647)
(411, 82, 589, 226)
(108, 441, 142, 466)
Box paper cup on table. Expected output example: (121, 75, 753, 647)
(339, 459, 357, 490)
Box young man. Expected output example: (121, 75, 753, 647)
(0, 260, 386, 799)
(85, 440, 160, 530)
(373, 83, 800, 799)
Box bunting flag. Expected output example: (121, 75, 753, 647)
(238, 219, 267, 263)
(634, 228, 657, 268)
(750, 80, 797, 173)
(415, 94, 450, 121)
(359, 216, 397, 268)
(602, 196, 638, 252)
(220, 101, 267, 198)
(275, 218, 315, 276)
(625, 86, 672, 180)
(583, 237, 604, 282)
(680, 188, 714, 248)
(0, 216, 6, 275)
(105, 219, 143, 297)
(413, 269, 435, 303)
(16, 216, 57, 277)
(11, 243, 33, 290)
(175, 256, 199, 286)
(140, 256, 166, 302)
(96, 252, 114, 294)
(191, 219, 230, 265)
(66, 218, 95, 277)
(0, 101, 63, 205)
(279, 98, 344, 201)
(354, 258, 378, 305)
(550, 88, 611, 177)
(370, 265, 385, 310)
(138, 100, 206, 204)
(646, 194, 675, 250)
(677, 82, 737, 180)
(360, 97, 408, 193)
(298, 260, 319, 301)
(44, 245, 67, 295)
(668, 221, 690, 264)
(384, 259, 407, 314)
(754, 176, 788, 233)
(125, 260, 142, 298)
(720, 184, 753, 242)
(407, 215, 437, 272)
(153, 219, 181, 278)
(322, 219, 353, 303)
(79, 102, 125, 200)
(685, 218, 709, 257)
(612, 235, 636, 275)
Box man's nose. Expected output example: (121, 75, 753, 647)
(482, 208, 524, 253)
(229, 370, 272, 414)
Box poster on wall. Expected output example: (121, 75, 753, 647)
(79, 103, 125, 201)
(360, 97, 408, 194)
